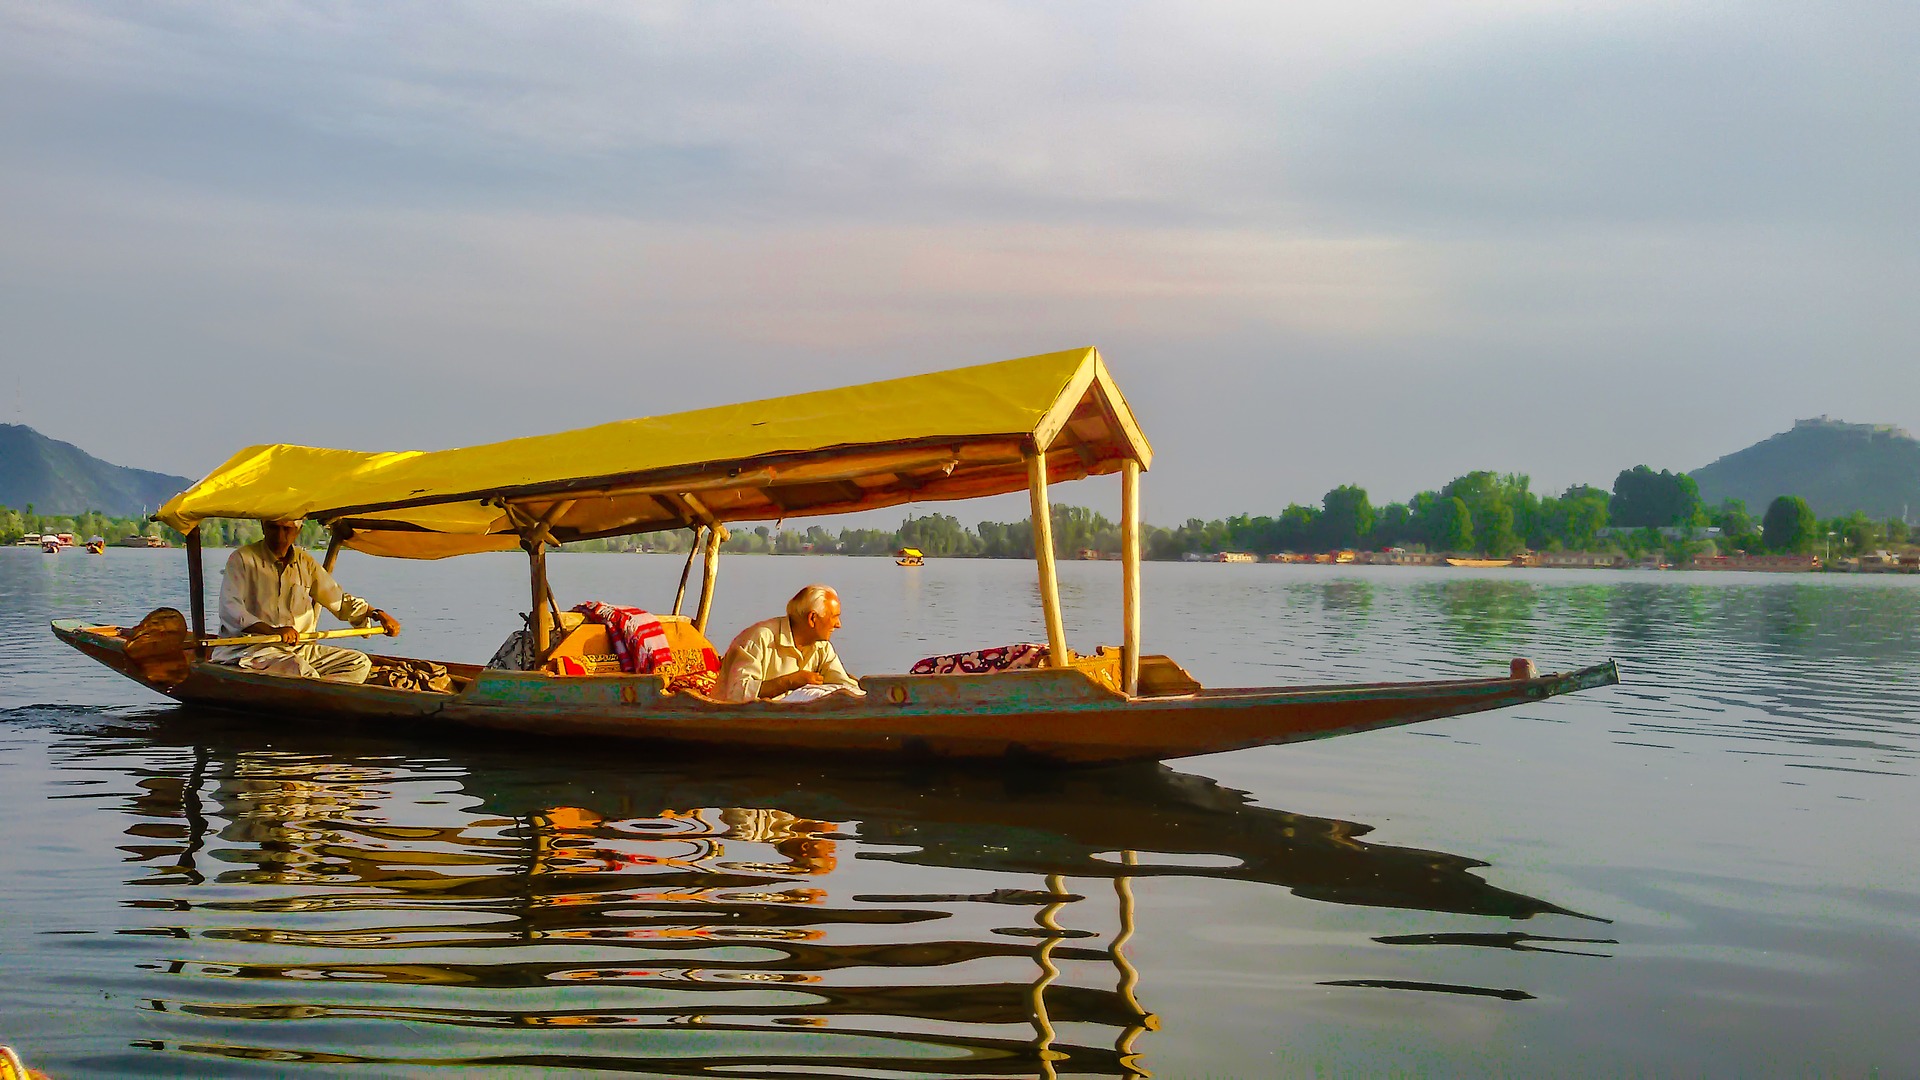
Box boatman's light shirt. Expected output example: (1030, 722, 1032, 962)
(214, 540, 373, 671)
(719, 616, 861, 703)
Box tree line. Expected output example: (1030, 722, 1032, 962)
(10, 466, 1910, 562)
(653, 466, 1912, 562)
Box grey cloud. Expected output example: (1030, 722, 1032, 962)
(2, 1, 1914, 520)
(1286, 4, 1918, 233)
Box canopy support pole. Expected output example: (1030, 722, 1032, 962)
(1027, 450, 1069, 667)
(528, 539, 551, 656)
(322, 526, 347, 574)
(185, 527, 206, 651)
(1120, 458, 1142, 696)
(672, 527, 702, 616)
(694, 524, 724, 635)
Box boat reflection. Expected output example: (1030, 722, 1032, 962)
(97, 708, 1589, 1077)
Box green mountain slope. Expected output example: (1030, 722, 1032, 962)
(0, 424, 195, 518)
(1691, 418, 1920, 520)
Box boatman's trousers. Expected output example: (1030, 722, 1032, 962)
(220, 643, 374, 684)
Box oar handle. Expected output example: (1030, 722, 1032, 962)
(201, 625, 395, 648)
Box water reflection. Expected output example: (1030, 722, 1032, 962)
(79, 709, 1584, 1076)
(1422, 579, 1538, 648)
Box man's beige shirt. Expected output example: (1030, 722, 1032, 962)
(214, 540, 372, 665)
(719, 616, 860, 702)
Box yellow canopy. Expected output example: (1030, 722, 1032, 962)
(158, 347, 1151, 559)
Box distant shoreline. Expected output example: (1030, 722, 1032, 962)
(7, 545, 1889, 572)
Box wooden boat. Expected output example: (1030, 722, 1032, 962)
(52, 347, 1618, 765)
(895, 546, 925, 567)
(40, 536, 61, 554)
(1446, 557, 1514, 568)
(85, 535, 106, 554)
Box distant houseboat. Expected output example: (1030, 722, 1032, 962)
(1533, 552, 1626, 569)
(1856, 551, 1919, 574)
(1693, 554, 1820, 572)
(1360, 549, 1446, 567)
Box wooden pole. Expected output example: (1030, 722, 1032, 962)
(185, 526, 206, 650)
(322, 528, 346, 574)
(528, 538, 551, 656)
(693, 524, 724, 635)
(672, 527, 702, 616)
(1027, 450, 1070, 666)
(1120, 458, 1142, 695)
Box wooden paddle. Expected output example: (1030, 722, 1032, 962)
(124, 607, 395, 688)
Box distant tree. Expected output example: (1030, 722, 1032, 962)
(1834, 511, 1877, 555)
(1319, 485, 1374, 550)
(1225, 513, 1277, 554)
(1428, 497, 1473, 552)
(899, 513, 976, 556)
(1711, 498, 1754, 538)
(974, 518, 1035, 559)
(1371, 502, 1412, 548)
(1551, 485, 1610, 550)
(1275, 504, 1317, 551)
(1762, 496, 1818, 554)
(1170, 516, 1230, 554)
(1708, 498, 1763, 553)
(1436, 472, 1537, 551)
(1887, 518, 1911, 546)
(1048, 505, 1113, 557)
(836, 527, 901, 556)
(1476, 500, 1520, 557)
(1609, 466, 1705, 528)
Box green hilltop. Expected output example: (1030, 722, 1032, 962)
(0, 424, 195, 518)
(1690, 418, 1920, 521)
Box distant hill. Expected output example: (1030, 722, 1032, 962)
(0, 424, 196, 518)
(1691, 417, 1920, 520)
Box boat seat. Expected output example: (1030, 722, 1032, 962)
(545, 613, 721, 690)
(1137, 654, 1203, 696)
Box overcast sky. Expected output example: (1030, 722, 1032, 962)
(3, 1, 1912, 523)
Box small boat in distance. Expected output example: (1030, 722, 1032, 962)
(41, 536, 62, 554)
(53, 347, 1617, 765)
(86, 536, 107, 554)
(895, 547, 925, 567)
(1446, 557, 1514, 568)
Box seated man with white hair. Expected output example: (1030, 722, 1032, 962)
(719, 584, 864, 703)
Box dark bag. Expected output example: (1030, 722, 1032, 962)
(367, 657, 454, 693)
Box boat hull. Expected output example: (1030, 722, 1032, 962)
(52, 620, 1618, 765)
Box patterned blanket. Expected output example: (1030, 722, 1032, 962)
(909, 643, 1050, 675)
(572, 602, 672, 673)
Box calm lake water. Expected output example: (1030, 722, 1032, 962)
(3, 547, 1918, 1076)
